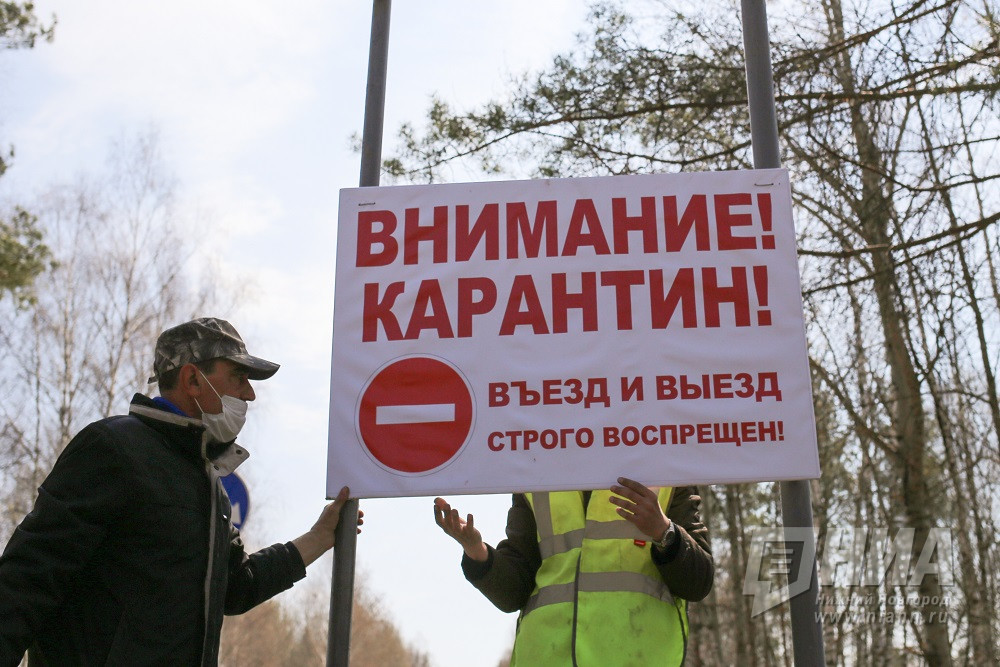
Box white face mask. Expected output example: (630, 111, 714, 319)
(194, 370, 248, 443)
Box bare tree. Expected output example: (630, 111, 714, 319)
(0, 129, 215, 541)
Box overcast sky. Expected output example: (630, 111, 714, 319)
(0, 2, 591, 665)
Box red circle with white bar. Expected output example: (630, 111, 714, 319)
(358, 356, 474, 474)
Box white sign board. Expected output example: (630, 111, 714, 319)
(327, 169, 819, 498)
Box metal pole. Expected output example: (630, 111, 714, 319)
(327, 2, 391, 666)
(739, 1, 826, 665)
(358, 0, 392, 190)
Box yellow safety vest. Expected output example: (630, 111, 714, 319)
(511, 489, 688, 666)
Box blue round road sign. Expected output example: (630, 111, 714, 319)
(221, 472, 250, 530)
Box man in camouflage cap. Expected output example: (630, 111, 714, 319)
(149, 317, 279, 384)
(0, 317, 360, 667)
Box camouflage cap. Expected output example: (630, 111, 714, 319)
(149, 317, 279, 383)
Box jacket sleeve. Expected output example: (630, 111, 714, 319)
(0, 425, 129, 667)
(461, 493, 539, 613)
(223, 524, 307, 615)
(652, 485, 715, 601)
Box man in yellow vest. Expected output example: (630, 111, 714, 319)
(434, 477, 713, 665)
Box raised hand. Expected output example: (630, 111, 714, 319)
(433, 497, 488, 562)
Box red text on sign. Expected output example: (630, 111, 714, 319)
(486, 420, 785, 451)
(356, 192, 776, 267)
(487, 372, 783, 407)
(361, 266, 773, 341)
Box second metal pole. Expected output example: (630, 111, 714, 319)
(740, 1, 826, 665)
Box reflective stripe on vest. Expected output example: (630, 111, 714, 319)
(511, 489, 688, 667)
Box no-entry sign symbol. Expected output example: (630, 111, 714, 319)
(357, 356, 474, 474)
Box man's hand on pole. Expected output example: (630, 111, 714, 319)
(293, 486, 364, 567)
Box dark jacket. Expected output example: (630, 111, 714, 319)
(0, 394, 306, 667)
(462, 487, 714, 612)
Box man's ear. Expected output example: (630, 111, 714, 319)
(177, 364, 202, 398)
